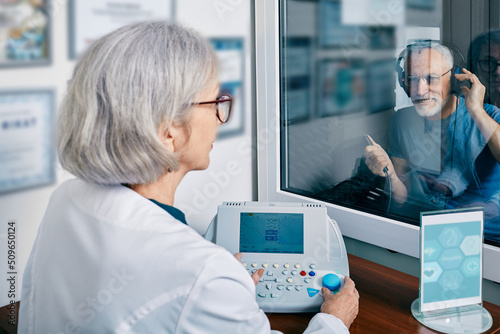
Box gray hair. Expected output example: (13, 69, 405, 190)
(402, 41, 454, 73)
(58, 21, 218, 185)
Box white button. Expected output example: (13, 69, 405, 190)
(273, 263, 279, 268)
(282, 270, 289, 275)
(266, 271, 273, 276)
(277, 285, 284, 290)
(266, 284, 273, 290)
(287, 278, 293, 283)
(309, 264, 316, 269)
(258, 293, 266, 298)
(304, 278, 311, 284)
(291, 270, 298, 276)
(251, 263, 257, 268)
(294, 264, 300, 269)
(271, 293, 279, 298)
(295, 285, 303, 291)
(286, 285, 293, 291)
(262, 263, 268, 268)
(242, 262, 247, 267)
(284, 263, 290, 268)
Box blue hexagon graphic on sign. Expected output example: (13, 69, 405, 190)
(439, 270, 464, 291)
(423, 240, 442, 262)
(438, 248, 464, 270)
(423, 262, 443, 283)
(460, 235, 481, 256)
(438, 227, 464, 248)
(461, 256, 481, 277)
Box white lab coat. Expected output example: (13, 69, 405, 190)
(19, 179, 348, 333)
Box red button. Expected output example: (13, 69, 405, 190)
(300, 271, 307, 276)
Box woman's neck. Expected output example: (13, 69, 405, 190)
(130, 169, 187, 206)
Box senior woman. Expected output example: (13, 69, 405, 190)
(19, 21, 358, 333)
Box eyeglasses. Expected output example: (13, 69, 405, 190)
(478, 57, 500, 73)
(190, 94, 232, 123)
(406, 69, 452, 87)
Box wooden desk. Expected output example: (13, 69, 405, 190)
(2, 254, 499, 333)
(267, 254, 500, 333)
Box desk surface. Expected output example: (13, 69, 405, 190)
(2, 254, 499, 333)
(267, 254, 500, 333)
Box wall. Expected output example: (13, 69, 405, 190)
(0, 0, 254, 307)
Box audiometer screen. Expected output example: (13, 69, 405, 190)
(239, 212, 304, 253)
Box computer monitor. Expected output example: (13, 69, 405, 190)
(255, 0, 500, 284)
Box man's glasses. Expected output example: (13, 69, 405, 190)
(190, 94, 232, 123)
(478, 57, 500, 73)
(406, 69, 452, 87)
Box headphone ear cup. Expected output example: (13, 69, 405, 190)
(398, 69, 410, 97)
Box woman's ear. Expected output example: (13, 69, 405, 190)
(158, 122, 185, 153)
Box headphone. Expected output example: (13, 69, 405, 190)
(396, 40, 468, 97)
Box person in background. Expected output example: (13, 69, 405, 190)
(19, 21, 359, 333)
(365, 41, 500, 243)
(468, 28, 500, 108)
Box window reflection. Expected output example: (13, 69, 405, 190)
(280, 0, 500, 247)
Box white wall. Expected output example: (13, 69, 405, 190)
(0, 0, 254, 307)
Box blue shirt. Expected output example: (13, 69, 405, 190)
(149, 199, 188, 225)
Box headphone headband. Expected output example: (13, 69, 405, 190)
(396, 40, 467, 96)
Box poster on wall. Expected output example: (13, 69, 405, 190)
(283, 37, 311, 124)
(317, 59, 366, 117)
(68, 0, 173, 59)
(0, 0, 51, 67)
(210, 38, 244, 138)
(0, 90, 55, 193)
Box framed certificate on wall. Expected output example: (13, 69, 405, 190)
(0, 90, 55, 193)
(0, 0, 51, 67)
(68, 0, 174, 59)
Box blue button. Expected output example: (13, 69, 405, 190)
(307, 288, 320, 297)
(322, 274, 341, 291)
(309, 271, 316, 276)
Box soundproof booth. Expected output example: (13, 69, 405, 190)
(255, 1, 500, 329)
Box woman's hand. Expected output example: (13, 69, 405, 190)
(320, 277, 359, 329)
(234, 252, 264, 285)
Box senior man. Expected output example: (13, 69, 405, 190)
(365, 41, 500, 243)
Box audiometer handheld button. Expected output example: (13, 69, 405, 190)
(322, 273, 341, 291)
(309, 271, 316, 277)
(300, 271, 307, 276)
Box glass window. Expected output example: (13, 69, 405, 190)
(280, 0, 500, 247)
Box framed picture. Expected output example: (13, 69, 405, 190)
(68, 0, 174, 59)
(0, 89, 55, 193)
(210, 38, 245, 139)
(282, 37, 312, 124)
(0, 0, 51, 67)
(317, 59, 366, 117)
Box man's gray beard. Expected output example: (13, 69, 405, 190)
(414, 94, 450, 118)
